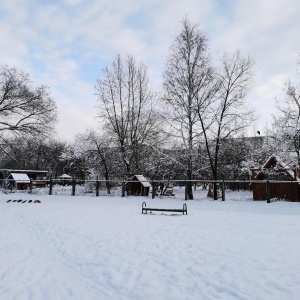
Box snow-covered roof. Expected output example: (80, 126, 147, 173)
(134, 175, 151, 187)
(10, 173, 30, 183)
(59, 174, 72, 179)
(255, 154, 300, 181)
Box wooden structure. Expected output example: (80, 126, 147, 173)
(8, 173, 30, 190)
(127, 175, 151, 196)
(0, 169, 48, 180)
(0, 169, 48, 190)
(158, 183, 175, 196)
(163, 185, 175, 196)
(207, 183, 221, 198)
(251, 155, 300, 202)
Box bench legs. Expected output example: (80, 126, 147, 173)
(142, 202, 147, 214)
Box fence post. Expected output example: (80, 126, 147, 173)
(29, 178, 33, 194)
(185, 179, 188, 201)
(221, 180, 225, 201)
(122, 180, 125, 197)
(96, 176, 99, 197)
(266, 180, 270, 203)
(49, 178, 53, 195)
(72, 177, 76, 196)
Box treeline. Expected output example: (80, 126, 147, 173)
(1, 18, 300, 200)
(0, 134, 275, 181)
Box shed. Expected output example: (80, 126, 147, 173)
(251, 155, 300, 202)
(0, 169, 48, 180)
(126, 175, 151, 196)
(9, 173, 30, 190)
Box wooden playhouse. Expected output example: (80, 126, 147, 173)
(8, 173, 31, 190)
(126, 175, 151, 196)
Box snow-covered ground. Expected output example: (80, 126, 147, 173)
(1, 188, 300, 300)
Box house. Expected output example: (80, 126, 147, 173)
(251, 155, 300, 202)
(8, 173, 31, 190)
(126, 175, 151, 196)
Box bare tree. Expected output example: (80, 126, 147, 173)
(0, 66, 57, 145)
(162, 18, 218, 199)
(74, 130, 116, 193)
(95, 54, 160, 177)
(0, 136, 68, 177)
(197, 50, 255, 199)
(272, 73, 300, 166)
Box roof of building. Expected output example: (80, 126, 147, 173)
(0, 169, 48, 174)
(9, 173, 30, 183)
(133, 175, 151, 187)
(253, 154, 300, 181)
(59, 174, 72, 179)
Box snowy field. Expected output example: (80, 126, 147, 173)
(1, 188, 300, 300)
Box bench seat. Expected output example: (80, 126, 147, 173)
(142, 202, 187, 215)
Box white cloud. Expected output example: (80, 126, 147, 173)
(64, 0, 84, 6)
(0, 0, 299, 140)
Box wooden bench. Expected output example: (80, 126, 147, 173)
(142, 202, 187, 215)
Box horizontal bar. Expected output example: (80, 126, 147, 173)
(1, 179, 299, 184)
(143, 208, 184, 212)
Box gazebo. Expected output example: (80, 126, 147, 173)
(59, 174, 72, 180)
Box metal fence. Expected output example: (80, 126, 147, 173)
(1, 178, 299, 203)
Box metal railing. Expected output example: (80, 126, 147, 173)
(1, 177, 299, 203)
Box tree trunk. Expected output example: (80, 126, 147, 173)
(186, 169, 194, 200)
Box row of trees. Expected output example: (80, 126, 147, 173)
(93, 19, 256, 199)
(271, 77, 300, 167)
(162, 20, 255, 198)
(0, 132, 270, 180)
(1, 18, 299, 200)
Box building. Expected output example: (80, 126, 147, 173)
(8, 173, 30, 190)
(251, 155, 300, 202)
(0, 169, 48, 190)
(126, 175, 151, 196)
(0, 169, 48, 180)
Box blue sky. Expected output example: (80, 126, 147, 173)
(1, 0, 300, 140)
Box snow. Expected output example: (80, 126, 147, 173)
(133, 175, 151, 187)
(59, 174, 72, 179)
(10, 173, 30, 183)
(1, 188, 300, 300)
